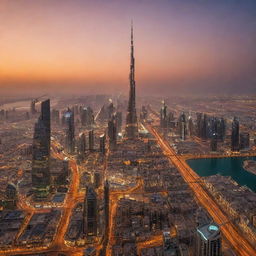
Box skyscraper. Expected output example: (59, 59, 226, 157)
(77, 132, 86, 160)
(63, 108, 75, 154)
(108, 115, 117, 148)
(104, 180, 109, 233)
(89, 130, 94, 152)
(196, 222, 221, 256)
(84, 187, 98, 236)
(240, 132, 250, 150)
(210, 133, 218, 152)
(126, 23, 138, 139)
(32, 99, 51, 198)
(160, 101, 168, 129)
(99, 133, 106, 154)
(81, 107, 94, 127)
(41, 99, 51, 153)
(231, 117, 239, 152)
(178, 112, 186, 141)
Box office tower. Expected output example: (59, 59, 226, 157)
(188, 115, 194, 136)
(209, 117, 217, 137)
(108, 115, 117, 148)
(81, 107, 87, 126)
(210, 133, 218, 152)
(179, 112, 186, 141)
(231, 117, 240, 151)
(77, 132, 86, 160)
(160, 101, 168, 128)
(84, 187, 98, 236)
(51, 109, 60, 124)
(126, 23, 138, 139)
(201, 114, 208, 140)
(216, 118, 226, 142)
(41, 99, 51, 148)
(240, 133, 250, 150)
(116, 111, 123, 133)
(196, 112, 203, 137)
(104, 180, 110, 233)
(32, 99, 51, 198)
(81, 107, 94, 126)
(99, 133, 106, 154)
(89, 130, 94, 152)
(196, 223, 221, 256)
(107, 101, 115, 119)
(63, 108, 75, 154)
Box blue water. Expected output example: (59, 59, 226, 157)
(187, 157, 256, 192)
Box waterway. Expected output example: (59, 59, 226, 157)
(187, 156, 256, 192)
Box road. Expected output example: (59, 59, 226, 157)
(0, 140, 84, 256)
(146, 124, 256, 256)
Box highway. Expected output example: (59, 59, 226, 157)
(146, 124, 256, 256)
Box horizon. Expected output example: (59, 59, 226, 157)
(0, 0, 256, 96)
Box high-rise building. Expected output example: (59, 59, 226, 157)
(240, 132, 250, 150)
(188, 115, 194, 136)
(108, 115, 117, 148)
(107, 101, 115, 119)
(84, 187, 98, 236)
(99, 133, 106, 154)
(202, 114, 208, 140)
(196, 112, 203, 138)
(231, 117, 239, 152)
(160, 101, 168, 129)
(104, 180, 110, 233)
(32, 99, 51, 198)
(89, 130, 94, 152)
(116, 111, 123, 133)
(178, 112, 186, 141)
(63, 108, 75, 154)
(81, 107, 94, 126)
(217, 118, 226, 142)
(210, 133, 218, 152)
(51, 109, 60, 124)
(196, 223, 221, 256)
(41, 99, 51, 150)
(77, 132, 86, 160)
(126, 23, 138, 139)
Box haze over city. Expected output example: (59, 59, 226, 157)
(1, 0, 255, 96)
(0, 1, 256, 256)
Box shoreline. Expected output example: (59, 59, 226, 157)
(243, 160, 256, 176)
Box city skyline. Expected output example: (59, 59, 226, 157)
(1, 0, 256, 96)
(0, 1, 256, 255)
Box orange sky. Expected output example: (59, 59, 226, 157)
(0, 0, 255, 95)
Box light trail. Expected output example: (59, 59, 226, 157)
(146, 123, 256, 256)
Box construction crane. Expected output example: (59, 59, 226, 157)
(30, 94, 47, 114)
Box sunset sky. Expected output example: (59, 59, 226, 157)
(0, 0, 255, 96)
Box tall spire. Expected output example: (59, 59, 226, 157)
(126, 22, 138, 139)
(131, 20, 133, 46)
